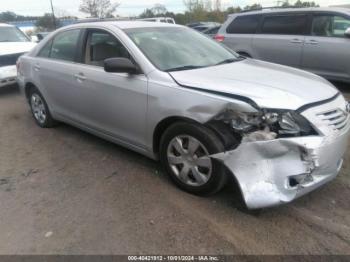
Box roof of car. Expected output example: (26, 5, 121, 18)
(66, 21, 181, 30)
(230, 7, 350, 16)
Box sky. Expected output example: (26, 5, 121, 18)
(0, 0, 349, 17)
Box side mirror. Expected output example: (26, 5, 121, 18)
(104, 58, 138, 74)
(345, 28, 350, 38)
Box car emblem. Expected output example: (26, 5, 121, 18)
(347, 102, 350, 114)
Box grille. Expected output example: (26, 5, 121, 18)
(317, 109, 349, 131)
(0, 52, 25, 67)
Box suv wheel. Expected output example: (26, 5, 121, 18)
(160, 122, 227, 195)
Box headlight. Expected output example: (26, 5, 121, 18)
(276, 111, 315, 136)
(215, 109, 315, 136)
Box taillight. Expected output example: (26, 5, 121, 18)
(214, 34, 225, 42)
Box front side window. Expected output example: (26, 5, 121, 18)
(50, 29, 81, 62)
(261, 15, 307, 35)
(0, 26, 29, 42)
(312, 14, 350, 37)
(84, 30, 130, 67)
(125, 27, 239, 72)
(226, 15, 261, 34)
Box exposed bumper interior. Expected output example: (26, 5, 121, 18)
(211, 125, 350, 209)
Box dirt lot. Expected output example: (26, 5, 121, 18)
(0, 83, 350, 255)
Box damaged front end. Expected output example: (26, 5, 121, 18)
(207, 101, 350, 209)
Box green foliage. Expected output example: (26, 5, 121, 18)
(35, 13, 61, 31)
(280, 0, 319, 7)
(79, 0, 120, 18)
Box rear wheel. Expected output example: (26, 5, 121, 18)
(29, 87, 57, 128)
(160, 122, 227, 195)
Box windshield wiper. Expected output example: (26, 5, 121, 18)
(215, 56, 246, 66)
(165, 65, 205, 72)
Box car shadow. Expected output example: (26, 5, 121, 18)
(52, 121, 247, 211)
(0, 84, 20, 97)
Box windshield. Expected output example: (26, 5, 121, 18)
(125, 27, 239, 72)
(0, 26, 30, 42)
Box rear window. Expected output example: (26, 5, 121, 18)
(226, 15, 261, 34)
(261, 15, 307, 35)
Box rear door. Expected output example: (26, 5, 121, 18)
(301, 13, 350, 81)
(34, 29, 84, 119)
(222, 14, 261, 55)
(252, 13, 307, 68)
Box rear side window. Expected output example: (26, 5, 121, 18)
(226, 15, 261, 34)
(37, 40, 52, 58)
(50, 29, 81, 62)
(312, 14, 350, 37)
(261, 15, 307, 35)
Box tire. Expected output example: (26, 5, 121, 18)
(160, 122, 227, 196)
(28, 87, 57, 128)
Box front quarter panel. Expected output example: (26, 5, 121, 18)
(145, 70, 258, 155)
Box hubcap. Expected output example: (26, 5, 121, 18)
(30, 93, 46, 124)
(167, 135, 212, 187)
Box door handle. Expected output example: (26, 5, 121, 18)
(34, 64, 40, 71)
(290, 39, 304, 44)
(306, 40, 318, 45)
(74, 73, 87, 82)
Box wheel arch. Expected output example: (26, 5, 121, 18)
(152, 116, 199, 157)
(24, 82, 37, 101)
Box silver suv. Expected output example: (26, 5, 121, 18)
(217, 8, 350, 83)
(17, 21, 350, 209)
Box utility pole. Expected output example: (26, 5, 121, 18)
(50, 0, 57, 29)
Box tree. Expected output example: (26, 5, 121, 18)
(226, 6, 242, 14)
(152, 4, 167, 16)
(243, 3, 262, 11)
(279, 0, 319, 7)
(35, 13, 61, 31)
(294, 0, 319, 7)
(139, 8, 155, 18)
(79, 0, 120, 18)
(0, 11, 17, 22)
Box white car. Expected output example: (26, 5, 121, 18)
(0, 23, 36, 88)
(138, 17, 176, 24)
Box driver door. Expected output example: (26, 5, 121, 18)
(73, 29, 148, 149)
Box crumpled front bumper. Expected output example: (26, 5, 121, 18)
(211, 124, 350, 209)
(0, 65, 17, 88)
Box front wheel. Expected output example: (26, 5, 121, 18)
(160, 122, 227, 195)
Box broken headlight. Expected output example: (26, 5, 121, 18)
(216, 109, 315, 137)
(274, 111, 315, 136)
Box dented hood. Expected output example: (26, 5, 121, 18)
(169, 59, 339, 110)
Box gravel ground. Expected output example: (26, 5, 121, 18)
(0, 83, 349, 255)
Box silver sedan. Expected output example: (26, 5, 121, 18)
(17, 21, 350, 209)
